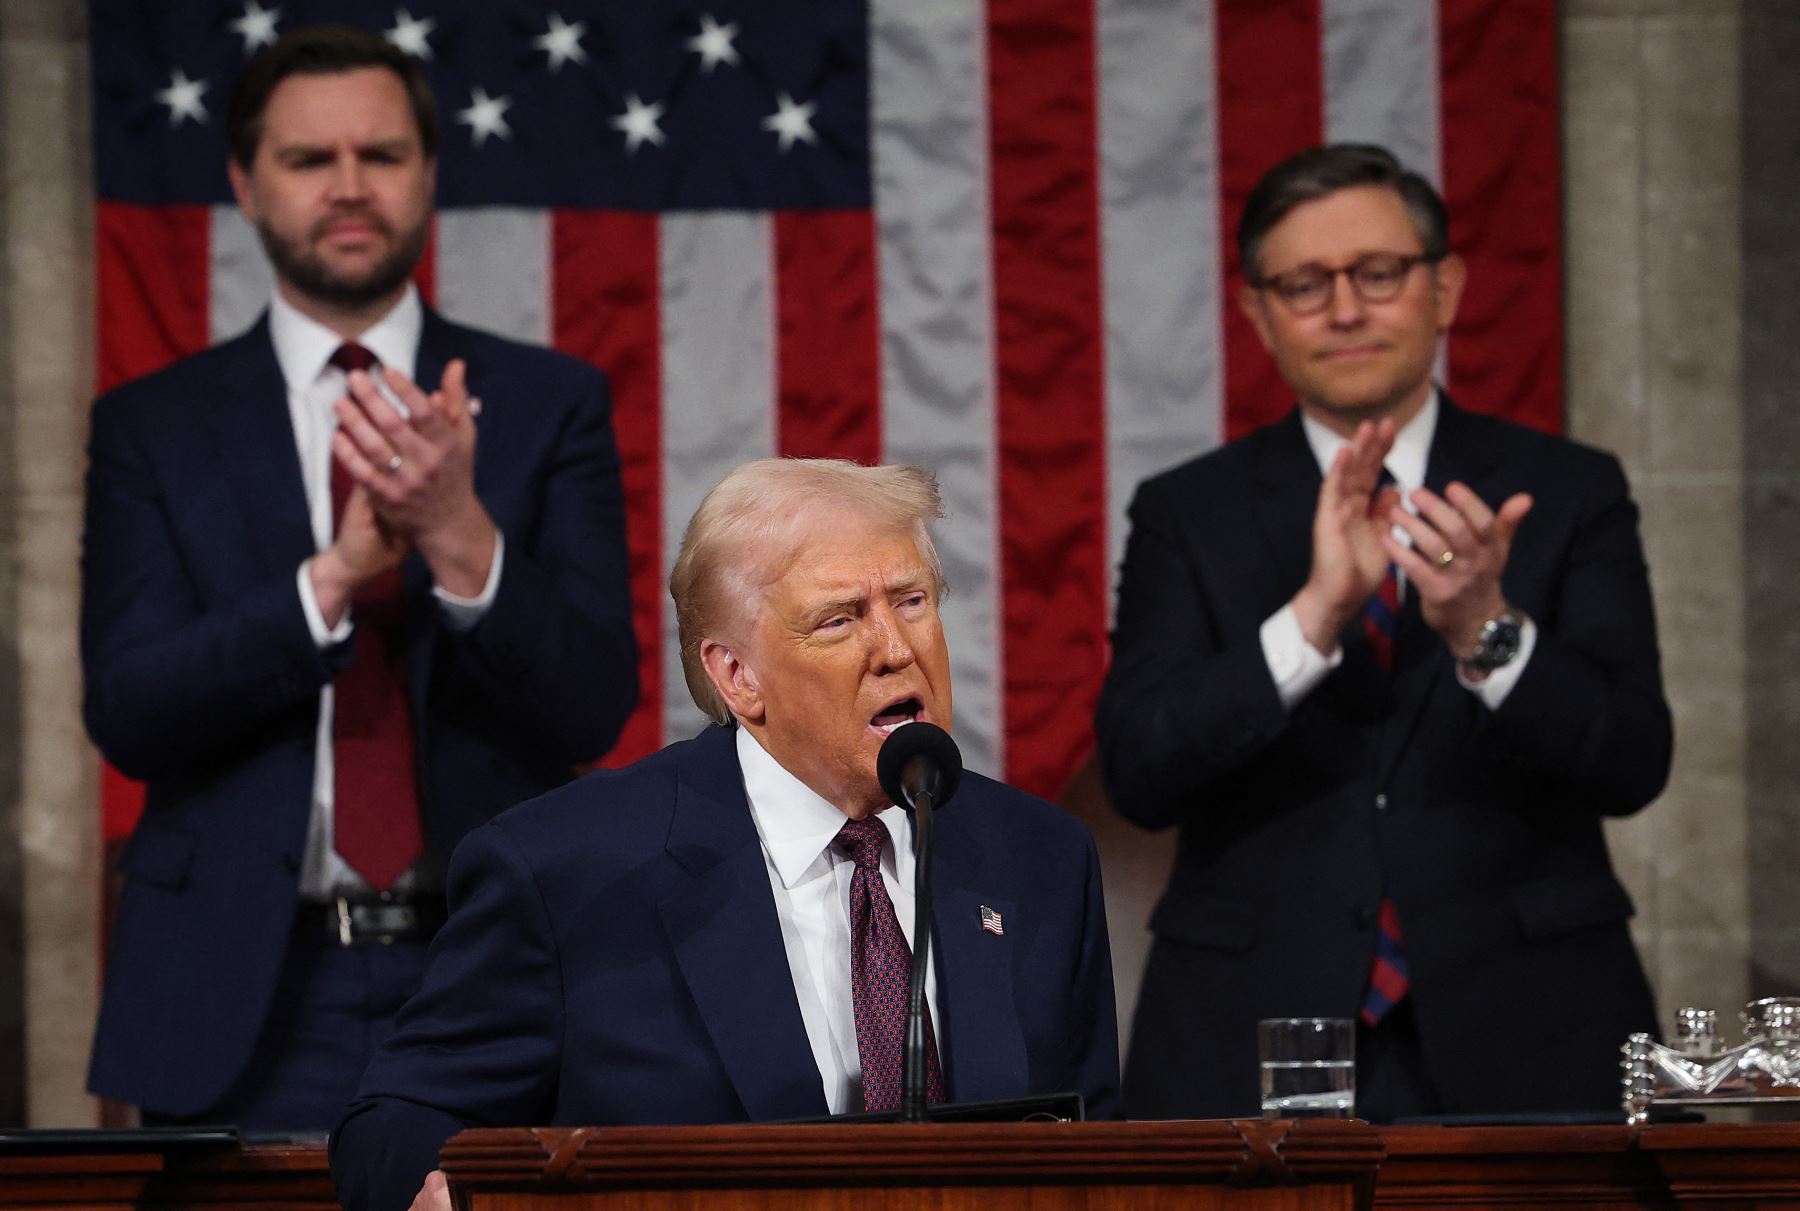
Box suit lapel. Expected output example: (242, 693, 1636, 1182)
(928, 798, 1028, 1104)
(1375, 396, 1504, 782)
(658, 729, 829, 1121)
(202, 320, 315, 575)
(1251, 410, 1324, 602)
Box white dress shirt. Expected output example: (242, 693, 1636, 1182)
(268, 286, 505, 898)
(735, 725, 944, 1115)
(1258, 390, 1536, 711)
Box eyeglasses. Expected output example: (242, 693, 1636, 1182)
(1252, 251, 1444, 316)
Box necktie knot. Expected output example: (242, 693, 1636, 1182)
(330, 342, 379, 374)
(834, 817, 888, 872)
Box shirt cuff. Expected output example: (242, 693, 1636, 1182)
(298, 559, 353, 649)
(432, 531, 505, 633)
(1456, 615, 1538, 708)
(1261, 602, 1342, 712)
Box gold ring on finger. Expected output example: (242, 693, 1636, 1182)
(387, 453, 404, 473)
(1437, 548, 1455, 567)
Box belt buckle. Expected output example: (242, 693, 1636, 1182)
(335, 895, 355, 947)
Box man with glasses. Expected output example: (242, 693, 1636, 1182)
(1097, 144, 1668, 1121)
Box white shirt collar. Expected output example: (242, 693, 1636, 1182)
(268, 284, 424, 394)
(1299, 387, 1439, 496)
(735, 726, 914, 891)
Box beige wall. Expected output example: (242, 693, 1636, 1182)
(0, 0, 1788, 1122)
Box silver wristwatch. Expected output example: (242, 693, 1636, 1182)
(1461, 610, 1525, 672)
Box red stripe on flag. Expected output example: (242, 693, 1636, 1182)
(1216, 0, 1324, 441)
(96, 201, 213, 841)
(414, 214, 439, 308)
(1438, 0, 1562, 434)
(987, 0, 1108, 798)
(553, 212, 665, 766)
(774, 211, 881, 464)
(96, 202, 210, 394)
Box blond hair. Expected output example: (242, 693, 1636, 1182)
(670, 459, 946, 725)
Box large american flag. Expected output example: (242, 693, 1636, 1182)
(90, 0, 1561, 841)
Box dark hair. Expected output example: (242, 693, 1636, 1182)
(227, 24, 439, 168)
(1236, 144, 1449, 282)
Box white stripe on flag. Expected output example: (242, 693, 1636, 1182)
(1321, 0, 1442, 186)
(210, 205, 274, 344)
(658, 212, 777, 746)
(870, 0, 1003, 778)
(435, 208, 551, 345)
(1097, 0, 1223, 616)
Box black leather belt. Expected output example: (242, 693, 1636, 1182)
(307, 895, 447, 947)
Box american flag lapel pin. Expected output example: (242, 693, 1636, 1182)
(979, 905, 1004, 936)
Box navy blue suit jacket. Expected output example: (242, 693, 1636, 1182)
(330, 724, 1120, 1211)
(82, 310, 638, 1116)
(1097, 398, 1669, 1119)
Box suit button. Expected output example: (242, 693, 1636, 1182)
(1354, 906, 1376, 929)
(1374, 792, 1389, 811)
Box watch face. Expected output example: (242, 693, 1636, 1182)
(1472, 616, 1522, 669)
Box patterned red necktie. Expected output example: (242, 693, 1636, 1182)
(835, 816, 945, 1113)
(328, 342, 423, 891)
(1361, 898, 1411, 1025)
(1360, 471, 1400, 673)
(1358, 468, 1409, 1024)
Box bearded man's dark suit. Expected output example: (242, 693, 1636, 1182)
(81, 310, 638, 1118)
(329, 723, 1120, 1211)
(1096, 395, 1669, 1120)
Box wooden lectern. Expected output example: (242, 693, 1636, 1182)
(439, 1118, 1385, 1211)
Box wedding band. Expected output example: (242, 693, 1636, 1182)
(1437, 549, 1455, 567)
(387, 453, 404, 473)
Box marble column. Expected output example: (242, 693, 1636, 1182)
(0, 0, 100, 1127)
(1566, 0, 1754, 1031)
(1741, 0, 1800, 1001)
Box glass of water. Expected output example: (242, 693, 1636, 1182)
(1258, 1017, 1355, 1119)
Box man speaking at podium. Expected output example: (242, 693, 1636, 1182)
(331, 459, 1120, 1211)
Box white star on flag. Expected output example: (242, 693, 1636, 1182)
(154, 69, 209, 127)
(687, 14, 741, 73)
(456, 87, 513, 147)
(761, 92, 818, 153)
(228, 1, 281, 54)
(534, 13, 588, 73)
(610, 93, 666, 154)
(385, 8, 436, 60)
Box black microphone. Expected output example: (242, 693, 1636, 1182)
(876, 720, 963, 813)
(875, 722, 963, 1123)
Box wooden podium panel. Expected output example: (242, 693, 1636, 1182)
(0, 1142, 337, 1210)
(1376, 1122, 1800, 1208)
(438, 1119, 1385, 1211)
(3, 1120, 1797, 1207)
(1641, 1123, 1800, 1206)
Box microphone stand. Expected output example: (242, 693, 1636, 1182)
(900, 777, 935, 1124)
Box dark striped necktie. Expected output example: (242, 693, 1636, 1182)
(1358, 468, 1410, 1025)
(836, 816, 945, 1112)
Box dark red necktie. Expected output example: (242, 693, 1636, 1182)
(328, 342, 423, 891)
(835, 816, 945, 1113)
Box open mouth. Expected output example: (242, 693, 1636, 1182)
(869, 697, 924, 736)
